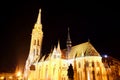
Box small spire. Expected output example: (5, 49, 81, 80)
(66, 27, 72, 59)
(36, 9, 41, 24)
(67, 27, 71, 41)
(57, 40, 60, 50)
(53, 46, 57, 54)
(67, 27, 72, 46)
(57, 40, 62, 54)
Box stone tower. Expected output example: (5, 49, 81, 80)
(28, 9, 43, 64)
(24, 9, 43, 79)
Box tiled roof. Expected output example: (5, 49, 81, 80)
(68, 42, 100, 59)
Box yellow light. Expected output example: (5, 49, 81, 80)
(16, 71, 22, 77)
(0, 76, 4, 79)
(9, 76, 13, 79)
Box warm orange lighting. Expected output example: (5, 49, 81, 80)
(9, 76, 13, 79)
(16, 71, 22, 77)
(0, 76, 4, 79)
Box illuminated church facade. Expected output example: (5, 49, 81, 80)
(24, 9, 113, 80)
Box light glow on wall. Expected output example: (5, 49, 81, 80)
(0, 76, 4, 79)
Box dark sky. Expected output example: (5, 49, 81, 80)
(0, 0, 120, 72)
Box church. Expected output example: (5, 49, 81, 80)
(23, 9, 113, 80)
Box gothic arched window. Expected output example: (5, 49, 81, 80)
(34, 40, 36, 45)
(37, 40, 39, 46)
(92, 61, 94, 67)
(85, 61, 89, 67)
(78, 62, 81, 68)
(92, 71, 95, 80)
(36, 49, 38, 55)
(96, 62, 100, 67)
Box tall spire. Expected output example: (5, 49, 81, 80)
(67, 27, 72, 47)
(57, 40, 60, 50)
(57, 40, 62, 55)
(66, 27, 72, 59)
(67, 27, 70, 41)
(36, 9, 41, 24)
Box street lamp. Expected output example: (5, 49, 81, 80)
(104, 54, 108, 58)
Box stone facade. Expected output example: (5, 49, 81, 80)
(24, 9, 114, 80)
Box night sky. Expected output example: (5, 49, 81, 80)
(0, 0, 120, 72)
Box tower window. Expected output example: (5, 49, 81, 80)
(34, 40, 36, 45)
(96, 62, 100, 67)
(78, 62, 81, 68)
(33, 49, 35, 56)
(37, 40, 39, 46)
(85, 61, 89, 67)
(92, 61, 94, 67)
(36, 49, 38, 55)
(92, 71, 95, 80)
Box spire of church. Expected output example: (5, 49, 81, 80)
(66, 27, 72, 59)
(36, 9, 41, 24)
(67, 27, 72, 47)
(57, 40, 62, 55)
(53, 46, 57, 53)
(25, 9, 43, 65)
(67, 28, 71, 42)
(57, 40, 60, 51)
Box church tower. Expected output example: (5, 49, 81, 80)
(27, 9, 43, 66)
(24, 9, 43, 80)
(66, 27, 72, 59)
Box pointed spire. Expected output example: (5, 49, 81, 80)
(66, 27, 72, 47)
(67, 27, 71, 41)
(57, 40, 60, 50)
(66, 27, 72, 59)
(53, 46, 57, 53)
(57, 40, 62, 55)
(36, 9, 41, 24)
(52, 46, 57, 56)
